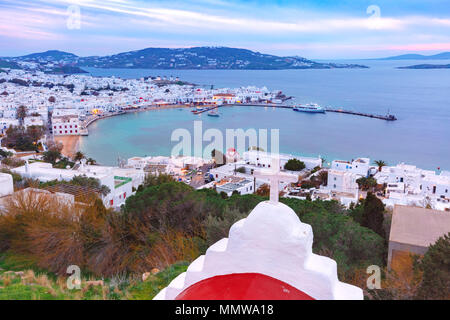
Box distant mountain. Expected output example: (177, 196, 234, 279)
(8, 47, 367, 70)
(378, 52, 450, 60)
(76, 47, 368, 70)
(13, 50, 78, 62)
(398, 64, 450, 69)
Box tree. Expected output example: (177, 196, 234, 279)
(143, 173, 174, 188)
(235, 166, 246, 174)
(42, 140, 63, 164)
(87, 158, 97, 165)
(43, 149, 61, 164)
(74, 151, 85, 162)
(374, 160, 387, 172)
(48, 96, 56, 103)
(416, 233, 450, 300)
(26, 125, 45, 143)
(284, 159, 306, 171)
(16, 105, 28, 122)
(356, 176, 377, 191)
(361, 192, 385, 237)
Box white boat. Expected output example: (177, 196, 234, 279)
(207, 110, 220, 117)
(293, 103, 325, 113)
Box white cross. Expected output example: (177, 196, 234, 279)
(254, 157, 298, 204)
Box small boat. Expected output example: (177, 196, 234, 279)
(293, 103, 325, 113)
(207, 110, 220, 117)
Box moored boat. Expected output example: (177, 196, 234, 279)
(207, 110, 220, 117)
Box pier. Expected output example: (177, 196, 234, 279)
(227, 103, 397, 121)
(324, 108, 397, 121)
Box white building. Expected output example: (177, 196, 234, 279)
(51, 114, 81, 135)
(0, 172, 14, 197)
(215, 177, 254, 197)
(11, 161, 144, 209)
(327, 170, 359, 195)
(24, 115, 44, 128)
(331, 158, 371, 177)
(155, 192, 363, 300)
(243, 151, 322, 170)
(0, 118, 19, 134)
(375, 163, 450, 211)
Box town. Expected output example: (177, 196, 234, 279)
(0, 67, 448, 300)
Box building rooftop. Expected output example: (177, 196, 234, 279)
(390, 205, 450, 248)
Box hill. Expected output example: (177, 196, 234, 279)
(15, 50, 78, 62)
(11, 47, 368, 70)
(378, 52, 450, 60)
(398, 64, 450, 69)
(77, 46, 368, 69)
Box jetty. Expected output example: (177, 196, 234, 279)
(324, 108, 397, 121)
(225, 103, 398, 121)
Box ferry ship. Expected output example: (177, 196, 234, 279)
(293, 103, 325, 113)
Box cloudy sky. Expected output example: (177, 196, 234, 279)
(1, 0, 450, 59)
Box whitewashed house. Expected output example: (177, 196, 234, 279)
(331, 158, 371, 177)
(243, 151, 322, 170)
(24, 115, 44, 128)
(51, 114, 81, 136)
(11, 161, 143, 209)
(215, 177, 254, 197)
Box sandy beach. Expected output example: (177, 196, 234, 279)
(54, 136, 80, 159)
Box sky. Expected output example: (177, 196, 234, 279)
(1, 0, 450, 59)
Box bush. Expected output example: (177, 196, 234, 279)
(416, 233, 450, 299)
(284, 159, 306, 171)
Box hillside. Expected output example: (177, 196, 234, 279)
(10, 47, 368, 70)
(379, 52, 450, 60)
(0, 59, 21, 69)
(15, 50, 78, 62)
(398, 64, 450, 69)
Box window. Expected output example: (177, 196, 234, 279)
(110, 200, 114, 206)
(124, 192, 126, 198)
(54, 126, 56, 129)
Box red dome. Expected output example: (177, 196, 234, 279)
(175, 273, 315, 300)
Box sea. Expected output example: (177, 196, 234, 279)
(79, 60, 450, 170)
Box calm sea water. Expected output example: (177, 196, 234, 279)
(80, 60, 450, 170)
